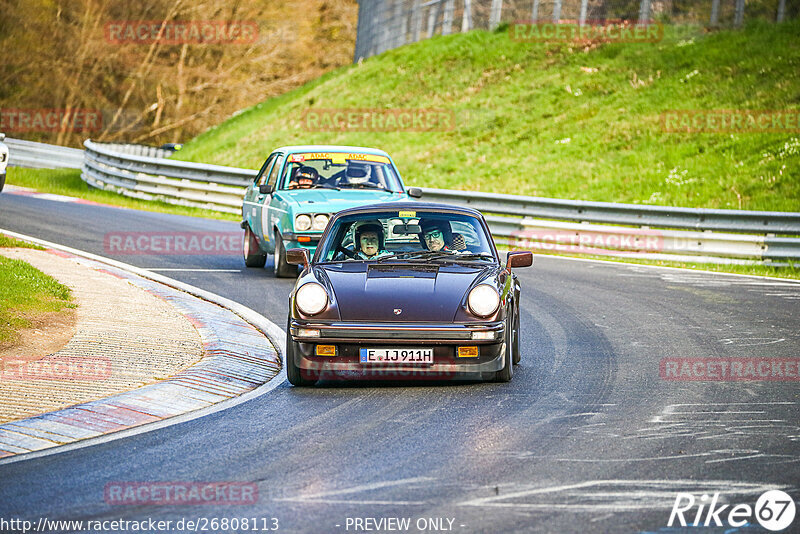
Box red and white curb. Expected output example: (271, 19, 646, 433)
(0, 229, 286, 465)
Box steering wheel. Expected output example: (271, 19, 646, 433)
(335, 245, 358, 260)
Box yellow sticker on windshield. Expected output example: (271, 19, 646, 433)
(331, 155, 346, 165)
(398, 211, 416, 218)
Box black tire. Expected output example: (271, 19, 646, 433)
(512, 304, 521, 365)
(0, 173, 5, 193)
(285, 322, 314, 386)
(494, 316, 514, 382)
(242, 226, 267, 268)
(273, 232, 296, 278)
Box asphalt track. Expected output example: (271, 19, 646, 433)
(1, 190, 799, 533)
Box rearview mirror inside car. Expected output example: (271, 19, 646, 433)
(392, 224, 422, 235)
(506, 251, 533, 269)
(286, 248, 310, 267)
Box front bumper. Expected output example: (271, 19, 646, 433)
(289, 320, 506, 375)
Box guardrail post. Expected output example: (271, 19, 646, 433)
(579, 0, 588, 25)
(638, 0, 651, 23)
(412, 0, 423, 42)
(531, 0, 540, 22)
(734, 0, 745, 27)
(489, 0, 503, 29)
(461, 0, 473, 32)
(427, 1, 440, 37)
(777, 0, 786, 22)
(710, 0, 720, 26)
(442, 0, 455, 35)
(552, 0, 562, 23)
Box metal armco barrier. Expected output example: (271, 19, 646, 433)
(11, 137, 794, 264)
(6, 137, 84, 169)
(82, 139, 254, 215)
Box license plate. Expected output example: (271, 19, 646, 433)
(360, 348, 433, 364)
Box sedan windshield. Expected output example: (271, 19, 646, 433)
(316, 210, 496, 263)
(279, 152, 403, 192)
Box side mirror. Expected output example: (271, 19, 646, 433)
(407, 187, 422, 198)
(0, 133, 5, 142)
(259, 184, 273, 195)
(286, 248, 310, 267)
(506, 251, 533, 269)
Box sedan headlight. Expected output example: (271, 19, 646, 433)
(467, 284, 500, 318)
(312, 214, 329, 231)
(295, 214, 312, 232)
(295, 282, 328, 315)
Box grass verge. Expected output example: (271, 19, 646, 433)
(6, 167, 238, 222)
(0, 254, 75, 346)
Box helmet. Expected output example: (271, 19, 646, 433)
(344, 163, 370, 185)
(293, 166, 319, 187)
(418, 219, 452, 249)
(354, 221, 385, 250)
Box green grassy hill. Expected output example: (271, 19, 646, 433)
(175, 21, 800, 211)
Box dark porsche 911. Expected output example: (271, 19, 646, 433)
(283, 202, 533, 385)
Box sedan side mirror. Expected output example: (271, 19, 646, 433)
(259, 184, 273, 195)
(407, 187, 422, 198)
(0, 133, 5, 142)
(286, 248, 310, 268)
(506, 251, 533, 269)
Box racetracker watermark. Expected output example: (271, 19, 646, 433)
(301, 109, 457, 132)
(511, 228, 664, 255)
(104, 482, 258, 505)
(661, 357, 800, 381)
(511, 20, 664, 43)
(662, 110, 800, 134)
(105, 20, 258, 44)
(668, 489, 796, 531)
(0, 108, 103, 133)
(104, 232, 242, 255)
(1, 357, 111, 380)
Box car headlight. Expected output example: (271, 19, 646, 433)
(467, 284, 500, 318)
(295, 214, 312, 232)
(295, 282, 328, 315)
(312, 214, 329, 231)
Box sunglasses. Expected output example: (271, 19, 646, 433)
(423, 230, 443, 241)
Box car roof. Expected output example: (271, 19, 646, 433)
(272, 145, 392, 157)
(333, 201, 484, 219)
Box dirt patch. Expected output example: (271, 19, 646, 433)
(0, 308, 77, 359)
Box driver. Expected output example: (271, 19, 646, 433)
(418, 219, 452, 252)
(288, 166, 318, 189)
(355, 222, 389, 259)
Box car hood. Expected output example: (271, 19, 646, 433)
(315, 262, 495, 322)
(278, 189, 407, 213)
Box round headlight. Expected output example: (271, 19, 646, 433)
(295, 282, 328, 315)
(295, 214, 312, 232)
(312, 214, 329, 231)
(467, 284, 500, 318)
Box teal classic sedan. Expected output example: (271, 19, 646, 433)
(241, 145, 420, 277)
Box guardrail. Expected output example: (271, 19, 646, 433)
(12, 137, 800, 264)
(6, 137, 83, 169)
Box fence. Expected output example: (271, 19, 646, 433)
(354, 0, 796, 60)
(74, 139, 800, 264)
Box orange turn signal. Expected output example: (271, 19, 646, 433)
(316, 345, 336, 356)
(457, 346, 479, 358)
(298, 236, 311, 243)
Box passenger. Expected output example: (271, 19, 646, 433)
(355, 222, 389, 259)
(418, 219, 453, 252)
(288, 166, 318, 189)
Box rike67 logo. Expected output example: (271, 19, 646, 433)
(669, 490, 796, 531)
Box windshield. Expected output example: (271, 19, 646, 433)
(279, 152, 403, 192)
(316, 210, 496, 263)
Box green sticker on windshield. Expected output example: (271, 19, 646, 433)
(398, 211, 416, 218)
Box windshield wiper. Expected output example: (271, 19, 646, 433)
(339, 182, 381, 189)
(377, 250, 456, 262)
(315, 184, 340, 190)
